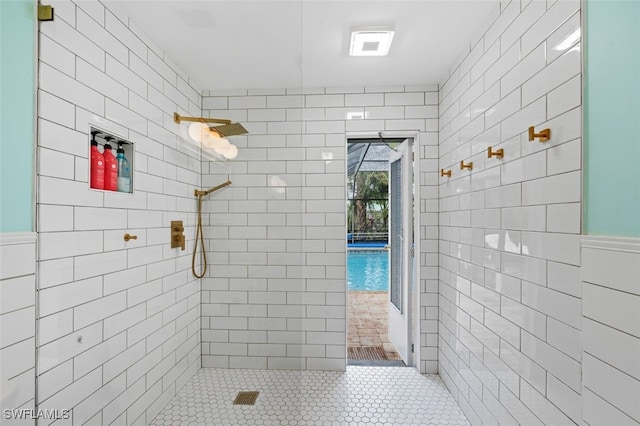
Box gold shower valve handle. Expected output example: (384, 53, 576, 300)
(528, 126, 551, 142)
(172, 235, 185, 251)
(460, 160, 473, 170)
(171, 221, 185, 250)
(124, 233, 137, 242)
(440, 169, 452, 177)
(487, 146, 504, 159)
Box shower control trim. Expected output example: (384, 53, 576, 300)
(171, 221, 185, 251)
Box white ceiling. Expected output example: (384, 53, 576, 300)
(108, 0, 499, 91)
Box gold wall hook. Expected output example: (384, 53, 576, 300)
(440, 169, 452, 177)
(487, 146, 504, 159)
(528, 126, 551, 142)
(124, 233, 137, 242)
(460, 160, 473, 170)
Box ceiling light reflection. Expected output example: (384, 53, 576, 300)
(554, 28, 580, 51)
(270, 176, 287, 194)
(321, 152, 334, 160)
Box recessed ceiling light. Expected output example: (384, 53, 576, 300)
(350, 27, 395, 57)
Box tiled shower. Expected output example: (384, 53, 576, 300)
(1, 0, 639, 425)
(199, 86, 440, 372)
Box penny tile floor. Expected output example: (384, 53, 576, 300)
(150, 366, 470, 425)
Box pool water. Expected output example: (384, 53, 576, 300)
(347, 250, 389, 291)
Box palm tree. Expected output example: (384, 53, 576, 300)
(353, 171, 388, 232)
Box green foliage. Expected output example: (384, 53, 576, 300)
(348, 171, 389, 233)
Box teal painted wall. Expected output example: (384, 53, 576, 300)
(0, 0, 35, 233)
(585, 0, 640, 237)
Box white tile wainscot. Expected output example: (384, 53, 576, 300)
(0, 233, 37, 426)
(581, 236, 640, 426)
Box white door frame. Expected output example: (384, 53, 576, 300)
(345, 131, 422, 371)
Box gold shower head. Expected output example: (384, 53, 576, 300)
(173, 112, 249, 137)
(210, 123, 249, 137)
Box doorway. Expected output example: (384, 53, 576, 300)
(346, 135, 419, 367)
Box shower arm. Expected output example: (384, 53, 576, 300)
(174, 112, 232, 125)
(194, 180, 232, 197)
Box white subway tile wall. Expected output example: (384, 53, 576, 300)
(438, 0, 582, 424)
(13, 0, 638, 424)
(581, 237, 640, 426)
(37, 1, 202, 424)
(0, 235, 36, 426)
(201, 86, 439, 372)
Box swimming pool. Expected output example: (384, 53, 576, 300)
(347, 250, 389, 291)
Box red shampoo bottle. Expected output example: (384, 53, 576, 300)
(103, 137, 119, 191)
(90, 132, 105, 189)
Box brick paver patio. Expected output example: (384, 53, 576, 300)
(348, 290, 401, 360)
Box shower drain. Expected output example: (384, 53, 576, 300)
(233, 391, 260, 405)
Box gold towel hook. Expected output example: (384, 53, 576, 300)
(460, 160, 473, 170)
(487, 146, 504, 159)
(528, 126, 551, 142)
(440, 169, 452, 177)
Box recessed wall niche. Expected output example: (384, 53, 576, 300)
(88, 126, 134, 194)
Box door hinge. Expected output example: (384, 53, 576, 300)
(411, 344, 414, 353)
